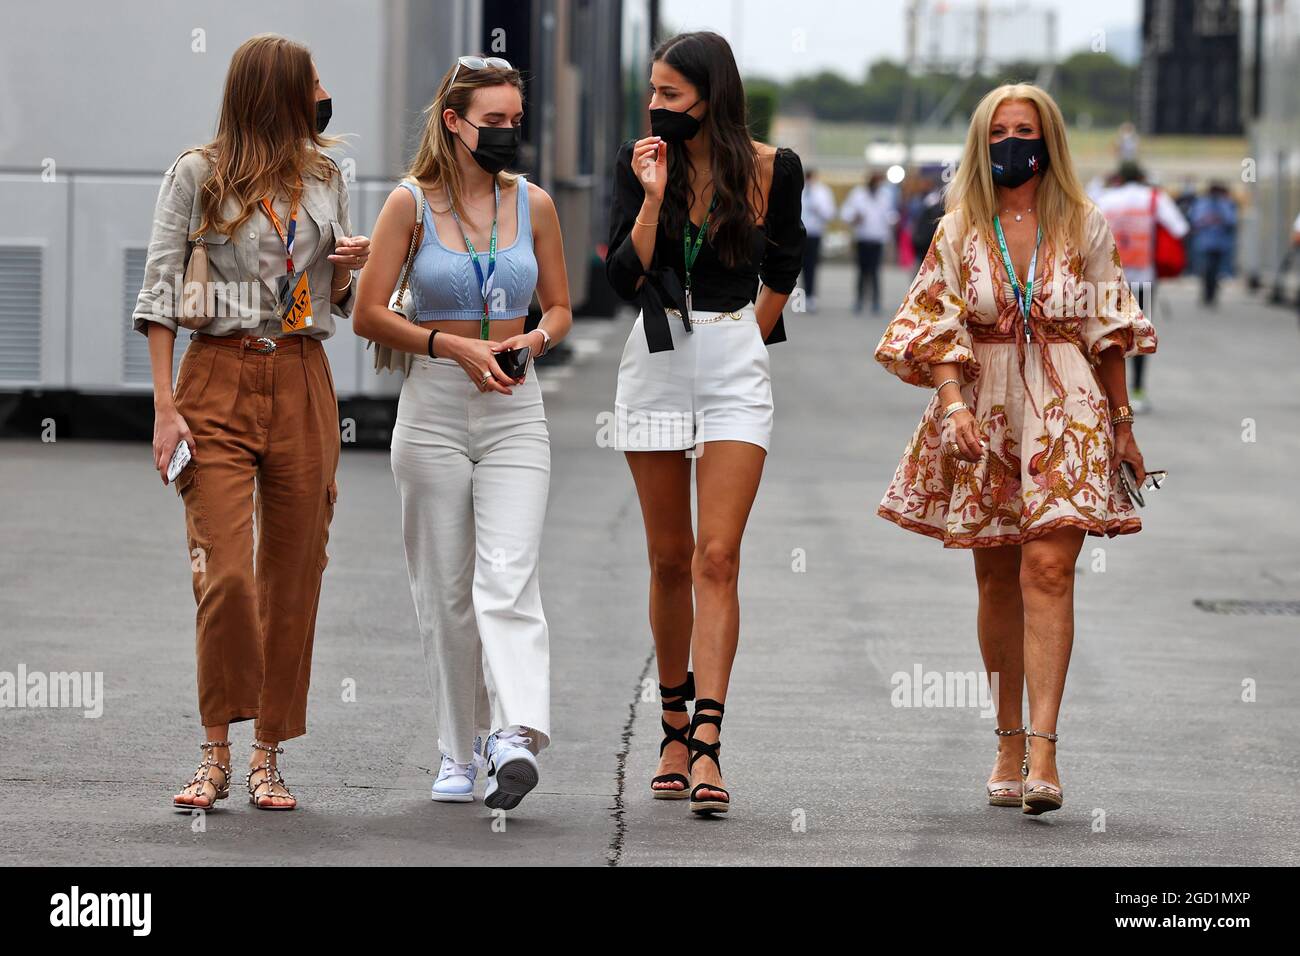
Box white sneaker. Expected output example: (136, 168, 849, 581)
(483, 730, 539, 810)
(431, 735, 482, 803)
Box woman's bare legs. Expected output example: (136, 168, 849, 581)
(973, 544, 1026, 791)
(1019, 527, 1086, 792)
(689, 440, 766, 802)
(625, 450, 696, 793)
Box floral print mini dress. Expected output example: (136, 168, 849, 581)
(874, 204, 1155, 548)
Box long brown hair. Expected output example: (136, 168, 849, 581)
(653, 31, 762, 270)
(406, 58, 524, 218)
(946, 83, 1091, 253)
(195, 34, 344, 238)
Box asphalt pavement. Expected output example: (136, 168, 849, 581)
(2, 262, 1297, 866)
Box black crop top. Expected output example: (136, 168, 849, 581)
(605, 139, 806, 352)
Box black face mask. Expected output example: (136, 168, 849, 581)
(989, 136, 1049, 188)
(650, 100, 703, 143)
(459, 118, 521, 175)
(315, 97, 332, 134)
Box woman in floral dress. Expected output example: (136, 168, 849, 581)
(875, 84, 1154, 815)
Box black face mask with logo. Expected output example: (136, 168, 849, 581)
(989, 136, 1050, 188)
(459, 118, 521, 175)
(315, 98, 332, 134)
(650, 100, 704, 143)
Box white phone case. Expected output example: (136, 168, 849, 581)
(167, 441, 192, 484)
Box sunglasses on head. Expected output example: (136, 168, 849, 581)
(448, 55, 513, 89)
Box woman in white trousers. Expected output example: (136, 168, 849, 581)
(354, 56, 571, 810)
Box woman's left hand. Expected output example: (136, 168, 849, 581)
(329, 234, 371, 270)
(1112, 424, 1146, 485)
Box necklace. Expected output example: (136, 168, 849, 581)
(1001, 206, 1034, 223)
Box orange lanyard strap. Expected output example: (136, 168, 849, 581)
(259, 189, 301, 274)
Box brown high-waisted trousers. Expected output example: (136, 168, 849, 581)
(172, 333, 340, 742)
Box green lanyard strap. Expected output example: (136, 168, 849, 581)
(992, 216, 1042, 341)
(448, 183, 500, 340)
(682, 195, 717, 297)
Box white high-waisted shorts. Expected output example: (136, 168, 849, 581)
(612, 302, 773, 453)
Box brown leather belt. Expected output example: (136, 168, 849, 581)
(192, 332, 312, 353)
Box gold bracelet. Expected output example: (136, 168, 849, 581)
(1110, 404, 1134, 425)
(332, 273, 353, 294)
(635, 216, 659, 227)
(940, 401, 968, 422)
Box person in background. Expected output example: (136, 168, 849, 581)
(1188, 182, 1237, 307)
(1175, 177, 1201, 276)
(1115, 121, 1139, 163)
(909, 174, 945, 274)
(1292, 211, 1300, 316)
(1096, 161, 1188, 413)
(841, 171, 896, 315)
(799, 167, 835, 313)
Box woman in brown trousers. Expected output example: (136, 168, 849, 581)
(132, 35, 370, 811)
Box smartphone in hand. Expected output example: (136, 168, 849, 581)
(495, 345, 531, 380)
(166, 441, 193, 485)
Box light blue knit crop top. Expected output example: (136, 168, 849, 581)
(399, 178, 538, 322)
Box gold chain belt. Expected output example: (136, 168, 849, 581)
(664, 307, 749, 324)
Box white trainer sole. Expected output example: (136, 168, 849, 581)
(431, 789, 475, 803)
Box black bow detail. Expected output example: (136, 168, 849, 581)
(636, 266, 690, 353)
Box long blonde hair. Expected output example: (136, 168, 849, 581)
(196, 34, 344, 238)
(946, 83, 1090, 253)
(406, 58, 523, 217)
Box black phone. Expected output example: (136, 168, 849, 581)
(495, 345, 530, 380)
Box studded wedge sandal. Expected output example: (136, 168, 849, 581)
(173, 740, 232, 811)
(1021, 728, 1063, 815)
(987, 726, 1026, 807)
(246, 742, 297, 811)
(686, 698, 729, 816)
(650, 672, 695, 799)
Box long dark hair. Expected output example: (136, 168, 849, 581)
(652, 31, 760, 269)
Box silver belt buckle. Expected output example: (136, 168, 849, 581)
(249, 336, 277, 353)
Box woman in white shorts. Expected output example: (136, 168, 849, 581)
(604, 31, 805, 816)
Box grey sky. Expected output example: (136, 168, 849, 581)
(661, 0, 1142, 79)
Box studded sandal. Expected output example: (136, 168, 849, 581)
(1021, 728, 1063, 815)
(173, 740, 232, 811)
(686, 698, 729, 816)
(650, 671, 694, 799)
(987, 726, 1025, 807)
(246, 742, 297, 811)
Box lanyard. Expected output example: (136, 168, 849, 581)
(448, 183, 500, 340)
(993, 216, 1041, 341)
(259, 187, 301, 275)
(682, 195, 717, 294)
